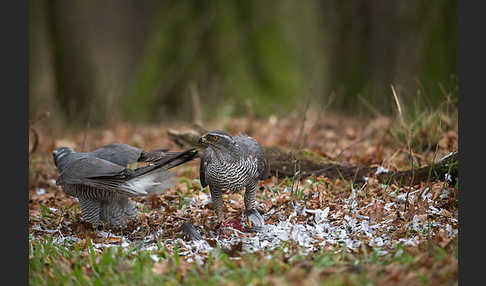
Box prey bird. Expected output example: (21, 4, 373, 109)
(199, 131, 269, 230)
(53, 143, 198, 229)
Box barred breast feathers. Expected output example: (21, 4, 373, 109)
(206, 154, 259, 191)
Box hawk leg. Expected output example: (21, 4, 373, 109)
(101, 197, 138, 229)
(78, 198, 102, 228)
(209, 185, 224, 222)
(244, 181, 264, 229)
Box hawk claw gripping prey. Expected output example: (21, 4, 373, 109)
(53, 143, 198, 229)
(198, 131, 269, 231)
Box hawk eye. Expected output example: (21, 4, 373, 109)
(210, 135, 219, 141)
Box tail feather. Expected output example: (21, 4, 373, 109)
(129, 148, 197, 178)
(122, 169, 174, 196)
(148, 148, 198, 170)
(121, 148, 197, 195)
(138, 149, 169, 162)
(143, 171, 175, 195)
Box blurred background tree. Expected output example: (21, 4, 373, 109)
(29, 0, 457, 128)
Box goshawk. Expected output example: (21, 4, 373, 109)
(53, 143, 197, 229)
(199, 131, 269, 228)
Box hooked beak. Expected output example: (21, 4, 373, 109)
(199, 136, 209, 146)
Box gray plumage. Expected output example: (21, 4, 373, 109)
(53, 144, 197, 229)
(199, 131, 269, 227)
(181, 222, 203, 241)
(90, 143, 171, 166)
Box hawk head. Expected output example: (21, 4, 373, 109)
(52, 147, 75, 167)
(199, 131, 236, 150)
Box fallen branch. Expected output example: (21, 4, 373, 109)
(376, 151, 458, 186)
(167, 128, 458, 184)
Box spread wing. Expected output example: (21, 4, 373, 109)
(57, 156, 143, 196)
(91, 143, 143, 166)
(199, 148, 212, 188)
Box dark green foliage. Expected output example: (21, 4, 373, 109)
(29, 0, 457, 125)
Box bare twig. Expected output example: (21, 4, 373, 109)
(294, 97, 311, 149)
(245, 98, 255, 135)
(296, 92, 335, 150)
(81, 120, 90, 152)
(391, 85, 414, 212)
(404, 141, 415, 212)
(391, 85, 406, 128)
(358, 94, 383, 118)
(190, 82, 202, 126)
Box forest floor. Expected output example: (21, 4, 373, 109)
(29, 109, 458, 285)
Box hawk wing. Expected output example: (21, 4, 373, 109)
(91, 143, 143, 166)
(91, 143, 172, 166)
(199, 148, 212, 188)
(257, 153, 270, 180)
(57, 156, 143, 196)
(237, 134, 269, 180)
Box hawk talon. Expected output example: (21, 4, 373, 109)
(245, 209, 265, 229)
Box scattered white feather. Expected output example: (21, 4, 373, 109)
(440, 189, 450, 199)
(375, 166, 389, 175)
(437, 152, 455, 162)
(444, 173, 453, 182)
